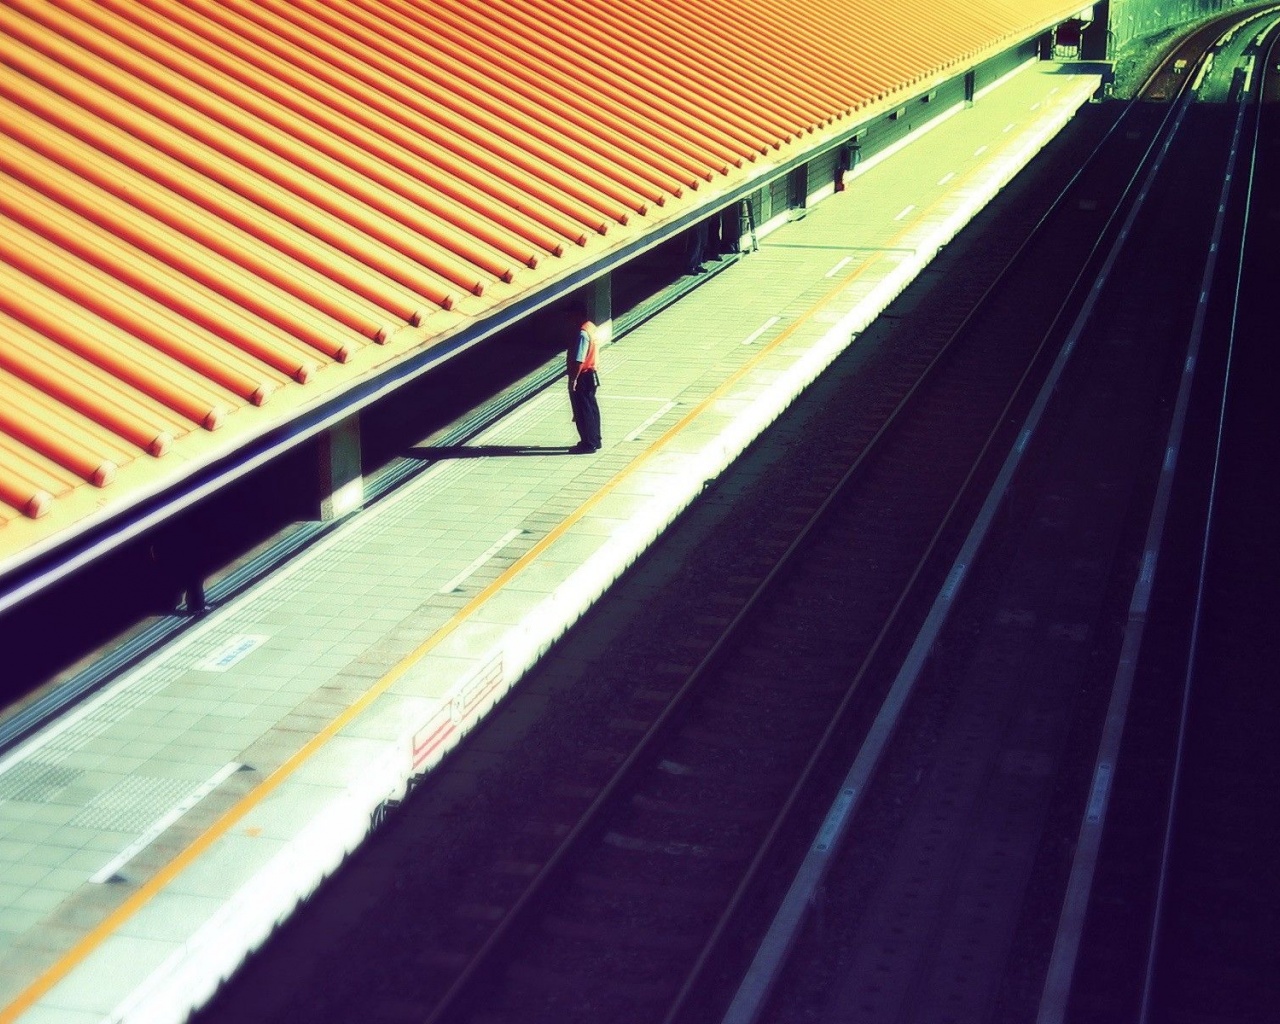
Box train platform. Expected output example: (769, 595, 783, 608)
(0, 61, 1103, 1024)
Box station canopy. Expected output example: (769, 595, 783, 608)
(0, 0, 1087, 580)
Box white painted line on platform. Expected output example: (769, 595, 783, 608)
(938, 172, 956, 185)
(625, 401, 677, 441)
(1004, 122, 1016, 133)
(91, 763, 242, 884)
(894, 205, 915, 221)
(440, 529, 525, 593)
(196, 635, 267, 673)
(975, 144, 988, 156)
(825, 256, 853, 278)
(742, 316, 780, 345)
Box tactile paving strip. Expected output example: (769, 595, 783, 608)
(0, 761, 83, 803)
(70, 775, 196, 833)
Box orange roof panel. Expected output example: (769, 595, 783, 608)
(0, 0, 1087, 574)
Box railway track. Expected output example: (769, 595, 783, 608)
(750, 16, 1272, 1024)
(1059, 15, 1280, 1024)
(189, 18, 1276, 1024)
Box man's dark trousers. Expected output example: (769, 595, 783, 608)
(571, 370, 601, 450)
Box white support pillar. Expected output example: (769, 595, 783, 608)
(585, 272, 613, 345)
(316, 413, 364, 521)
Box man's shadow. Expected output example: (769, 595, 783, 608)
(408, 444, 582, 460)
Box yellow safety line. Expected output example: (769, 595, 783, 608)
(1, 100, 1059, 1020)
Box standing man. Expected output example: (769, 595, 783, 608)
(566, 301, 602, 452)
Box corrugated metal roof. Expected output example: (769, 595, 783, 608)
(0, 0, 1084, 568)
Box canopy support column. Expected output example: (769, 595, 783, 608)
(316, 413, 364, 521)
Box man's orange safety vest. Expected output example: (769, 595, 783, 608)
(569, 320, 599, 375)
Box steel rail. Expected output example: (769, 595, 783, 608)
(1135, 21, 1278, 1024)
